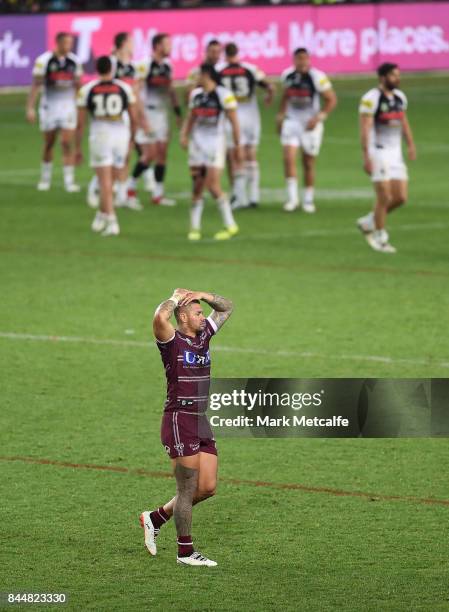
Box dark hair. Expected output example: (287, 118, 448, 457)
(225, 42, 238, 57)
(200, 62, 220, 83)
(55, 32, 71, 43)
(294, 47, 309, 56)
(377, 62, 398, 77)
(174, 299, 200, 323)
(96, 55, 112, 75)
(207, 39, 221, 48)
(152, 33, 169, 50)
(114, 32, 129, 50)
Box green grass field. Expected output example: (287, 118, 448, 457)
(1, 74, 449, 611)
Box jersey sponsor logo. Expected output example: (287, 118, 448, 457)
(183, 349, 211, 367)
(193, 107, 219, 117)
(189, 442, 200, 452)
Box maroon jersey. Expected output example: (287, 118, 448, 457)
(157, 317, 217, 414)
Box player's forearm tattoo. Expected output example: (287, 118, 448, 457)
(204, 293, 234, 330)
(156, 299, 176, 320)
(173, 464, 199, 536)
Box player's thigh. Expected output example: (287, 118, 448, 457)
(280, 118, 300, 148)
(43, 129, 58, 148)
(283, 145, 297, 168)
(111, 129, 130, 170)
(197, 452, 218, 494)
(301, 150, 316, 169)
(60, 128, 75, 146)
(171, 454, 201, 471)
(205, 165, 222, 191)
(390, 179, 408, 203)
(300, 122, 323, 157)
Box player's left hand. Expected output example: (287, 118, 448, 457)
(306, 115, 320, 130)
(408, 144, 417, 161)
(179, 291, 204, 306)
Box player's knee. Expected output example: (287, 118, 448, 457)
(60, 140, 71, 154)
(394, 194, 407, 206)
(198, 485, 216, 500)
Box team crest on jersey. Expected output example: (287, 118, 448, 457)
(183, 349, 211, 366)
(174, 442, 185, 453)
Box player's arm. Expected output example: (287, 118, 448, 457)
(276, 89, 288, 134)
(401, 113, 417, 161)
(180, 291, 234, 331)
(225, 107, 241, 151)
(360, 113, 374, 175)
(26, 76, 43, 123)
(180, 109, 195, 149)
(306, 88, 337, 130)
(169, 85, 182, 128)
(75, 106, 87, 165)
(256, 70, 275, 106)
(128, 102, 138, 142)
(153, 289, 188, 342)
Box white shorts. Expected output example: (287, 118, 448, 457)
(226, 106, 261, 149)
(135, 108, 169, 145)
(39, 103, 77, 132)
(188, 132, 226, 169)
(280, 118, 324, 156)
(370, 147, 408, 182)
(89, 123, 130, 168)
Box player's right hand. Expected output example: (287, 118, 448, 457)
(363, 155, 372, 176)
(26, 108, 36, 123)
(173, 288, 189, 301)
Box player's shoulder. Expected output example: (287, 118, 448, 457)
(162, 58, 173, 70)
(241, 61, 262, 76)
(189, 86, 203, 100)
(214, 60, 227, 73)
(113, 78, 133, 94)
(393, 88, 407, 104)
(33, 50, 52, 69)
(217, 84, 236, 105)
(77, 78, 97, 104)
(309, 67, 332, 89)
(67, 51, 82, 65)
(280, 66, 295, 81)
(135, 59, 149, 77)
(359, 87, 380, 111)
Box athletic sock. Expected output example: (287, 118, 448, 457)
(150, 506, 170, 529)
(153, 164, 166, 199)
(40, 161, 52, 184)
(286, 177, 299, 205)
(233, 169, 248, 207)
(217, 195, 235, 227)
(132, 161, 149, 180)
(63, 165, 75, 187)
(190, 199, 204, 231)
(303, 186, 314, 205)
(116, 181, 128, 205)
(246, 160, 260, 203)
(177, 535, 194, 557)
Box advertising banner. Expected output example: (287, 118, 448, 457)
(1, 5, 449, 86)
(0, 16, 46, 86)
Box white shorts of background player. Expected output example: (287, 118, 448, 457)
(39, 101, 77, 132)
(369, 146, 408, 183)
(225, 105, 261, 149)
(135, 108, 169, 145)
(89, 123, 130, 169)
(188, 132, 226, 169)
(280, 118, 324, 156)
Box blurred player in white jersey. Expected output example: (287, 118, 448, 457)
(358, 63, 416, 253)
(87, 32, 143, 211)
(180, 64, 240, 241)
(76, 56, 137, 237)
(186, 39, 223, 100)
(26, 32, 82, 193)
(277, 48, 337, 213)
(130, 33, 182, 207)
(218, 42, 274, 209)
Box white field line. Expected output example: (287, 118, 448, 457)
(0, 331, 447, 369)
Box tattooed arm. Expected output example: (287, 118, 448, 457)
(153, 288, 188, 342)
(180, 291, 234, 332)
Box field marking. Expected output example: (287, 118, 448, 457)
(1, 330, 448, 369)
(1, 455, 448, 508)
(1, 242, 449, 279)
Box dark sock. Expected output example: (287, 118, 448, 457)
(132, 161, 149, 179)
(154, 164, 166, 183)
(177, 535, 194, 557)
(150, 506, 170, 529)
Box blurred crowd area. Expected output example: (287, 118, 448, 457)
(0, 0, 432, 14)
